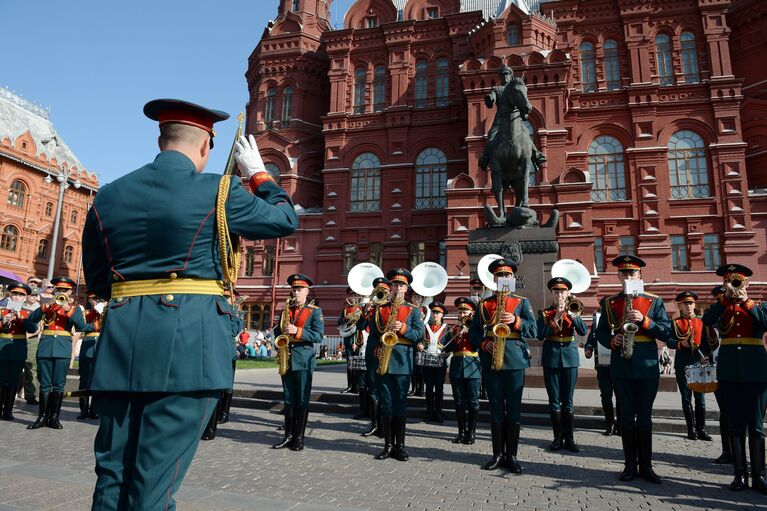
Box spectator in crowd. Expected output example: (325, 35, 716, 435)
(27, 277, 42, 289)
(659, 345, 673, 375)
(247, 341, 258, 359)
(319, 345, 329, 360)
(257, 341, 268, 358)
(39, 279, 54, 304)
(265, 341, 274, 358)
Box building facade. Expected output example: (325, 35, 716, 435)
(240, 0, 766, 328)
(0, 88, 99, 286)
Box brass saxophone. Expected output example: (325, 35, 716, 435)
(275, 298, 293, 376)
(377, 297, 403, 376)
(621, 292, 638, 359)
(491, 287, 511, 371)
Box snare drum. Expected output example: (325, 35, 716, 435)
(685, 363, 718, 393)
(349, 355, 367, 371)
(415, 351, 444, 368)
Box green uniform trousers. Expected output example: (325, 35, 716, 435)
(486, 369, 525, 423)
(365, 362, 380, 400)
(675, 370, 705, 410)
(24, 336, 39, 399)
(451, 378, 480, 411)
(91, 390, 219, 511)
(79, 356, 94, 391)
(719, 381, 767, 437)
(37, 357, 69, 393)
(612, 377, 658, 431)
(543, 367, 578, 413)
(379, 373, 409, 417)
(281, 369, 313, 408)
(0, 359, 24, 386)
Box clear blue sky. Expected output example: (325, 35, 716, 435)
(1, 0, 355, 184)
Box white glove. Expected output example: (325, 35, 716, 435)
(234, 134, 267, 178)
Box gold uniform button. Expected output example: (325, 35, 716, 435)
(169, 272, 178, 280)
(166, 294, 174, 301)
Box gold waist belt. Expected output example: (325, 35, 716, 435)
(111, 278, 224, 297)
(721, 338, 764, 346)
(483, 333, 521, 341)
(85, 332, 100, 338)
(396, 338, 412, 346)
(453, 350, 479, 357)
(546, 336, 575, 343)
(42, 330, 72, 337)
(0, 333, 26, 339)
(633, 335, 653, 343)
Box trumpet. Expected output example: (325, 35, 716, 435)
(54, 293, 69, 306)
(566, 296, 584, 316)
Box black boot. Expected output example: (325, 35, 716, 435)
(618, 427, 637, 481)
(452, 408, 466, 443)
(479, 382, 487, 400)
(375, 416, 394, 459)
(341, 369, 353, 393)
(549, 411, 563, 451)
(482, 422, 505, 470)
(272, 406, 294, 449)
(88, 397, 99, 420)
(562, 411, 579, 453)
(424, 387, 434, 422)
(463, 408, 478, 445)
(47, 391, 63, 429)
(77, 397, 88, 420)
(695, 407, 712, 441)
(506, 422, 522, 474)
(637, 429, 661, 483)
(350, 370, 359, 394)
(729, 434, 749, 490)
(353, 389, 368, 420)
(27, 391, 49, 429)
(392, 417, 409, 461)
(433, 391, 444, 424)
(362, 399, 379, 437)
(750, 435, 767, 495)
(408, 375, 416, 396)
(1, 385, 15, 421)
(715, 414, 732, 464)
(290, 406, 307, 451)
(683, 404, 697, 440)
(201, 407, 218, 441)
(602, 399, 615, 436)
(614, 404, 621, 436)
(218, 390, 232, 424)
(0, 385, 6, 419)
(415, 374, 424, 397)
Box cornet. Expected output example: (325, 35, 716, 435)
(54, 294, 69, 307)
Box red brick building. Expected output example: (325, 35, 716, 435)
(239, 0, 766, 328)
(0, 88, 99, 287)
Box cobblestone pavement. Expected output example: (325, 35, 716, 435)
(1, 401, 765, 511)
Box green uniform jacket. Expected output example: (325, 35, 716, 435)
(0, 309, 30, 361)
(443, 324, 481, 380)
(82, 150, 297, 392)
(669, 316, 715, 371)
(366, 302, 424, 375)
(702, 299, 767, 383)
(536, 307, 588, 369)
(273, 305, 324, 371)
(469, 294, 536, 371)
(25, 306, 91, 359)
(595, 292, 673, 379)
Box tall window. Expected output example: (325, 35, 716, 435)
(670, 235, 689, 271)
(507, 24, 520, 45)
(37, 238, 48, 258)
(263, 245, 276, 276)
(415, 148, 447, 209)
(604, 39, 621, 90)
(244, 247, 256, 277)
(588, 136, 627, 201)
(244, 303, 272, 330)
(369, 242, 383, 267)
(350, 153, 381, 212)
(415, 60, 428, 108)
(703, 234, 721, 271)
(439, 241, 446, 268)
(580, 42, 596, 93)
(668, 130, 709, 199)
(594, 237, 605, 272)
(656, 34, 674, 85)
(70, 210, 78, 224)
(435, 58, 449, 107)
(0, 225, 18, 251)
(292, 0, 300, 12)
(281, 87, 293, 125)
(343, 244, 358, 274)
(366, 16, 378, 28)
(264, 163, 281, 182)
(409, 241, 425, 268)
(680, 32, 700, 84)
(45, 202, 53, 217)
(354, 67, 366, 114)
(265, 88, 276, 128)
(7, 180, 26, 208)
(63, 245, 74, 264)
(619, 236, 635, 256)
(426, 7, 438, 19)
(373, 66, 386, 112)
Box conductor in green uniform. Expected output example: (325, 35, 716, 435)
(595, 255, 672, 484)
(82, 99, 298, 511)
(272, 273, 324, 451)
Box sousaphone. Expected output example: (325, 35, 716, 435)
(411, 262, 448, 327)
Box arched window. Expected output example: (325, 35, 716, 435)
(0, 225, 19, 251)
(415, 60, 428, 108)
(281, 87, 293, 125)
(668, 130, 709, 199)
(580, 42, 596, 92)
(604, 39, 620, 90)
(264, 163, 281, 182)
(680, 32, 700, 84)
(7, 180, 26, 208)
(656, 34, 674, 85)
(588, 136, 627, 201)
(507, 24, 520, 45)
(70, 209, 78, 224)
(63, 245, 74, 264)
(292, 0, 300, 12)
(37, 238, 48, 258)
(45, 202, 53, 217)
(350, 153, 381, 212)
(435, 58, 449, 107)
(354, 67, 366, 114)
(374, 66, 387, 112)
(265, 88, 276, 128)
(523, 120, 539, 186)
(415, 148, 447, 209)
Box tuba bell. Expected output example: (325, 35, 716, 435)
(410, 262, 448, 326)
